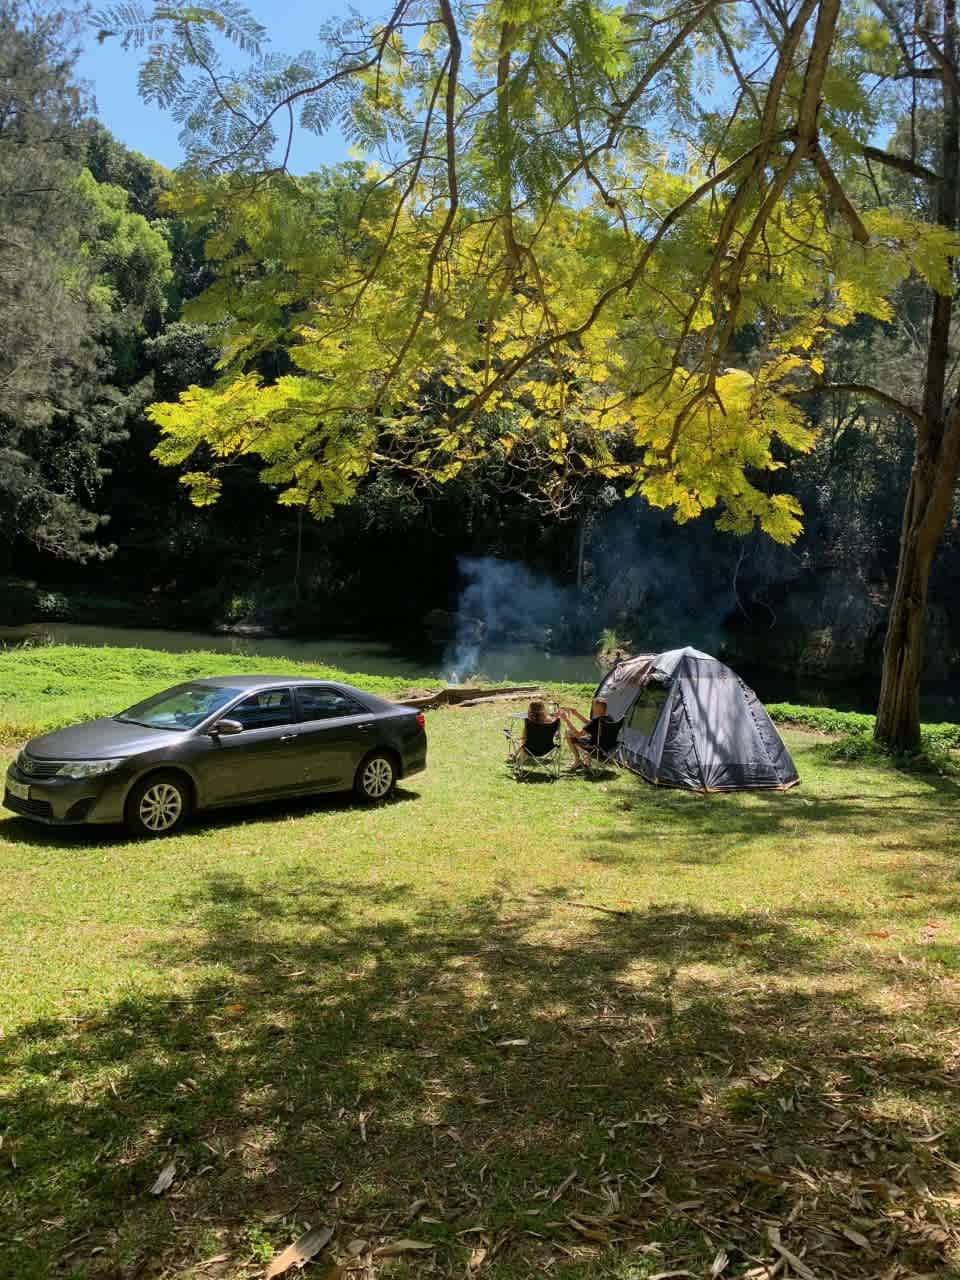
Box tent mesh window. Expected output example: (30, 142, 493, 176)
(627, 683, 669, 737)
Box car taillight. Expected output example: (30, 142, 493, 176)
(415, 713, 425, 729)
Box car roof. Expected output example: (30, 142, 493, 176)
(190, 675, 357, 692)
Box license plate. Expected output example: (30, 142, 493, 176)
(6, 778, 29, 801)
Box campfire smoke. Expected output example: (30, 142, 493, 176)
(442, 557, 580, 682)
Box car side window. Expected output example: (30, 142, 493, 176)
(296, 687, 366, 722)
(230, 689, 294, 730)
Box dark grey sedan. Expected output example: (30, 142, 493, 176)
(3, 677, 427, 836)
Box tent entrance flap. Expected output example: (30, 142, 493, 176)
(595, 654, 657, 723)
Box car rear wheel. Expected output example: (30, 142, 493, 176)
(354, 751, 397, 802)
(126, 772, 192, 837)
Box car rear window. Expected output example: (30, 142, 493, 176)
(296, 687, 367, 721)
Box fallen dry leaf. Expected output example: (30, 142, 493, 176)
(264, 1226, 334, 1279)
(495, 1038, 529, 1047)
(767, 1227, 820, 1280)
(710, 1248, 729, 1276)
(566, 1217, 609, 1244)
(549, 1171, 577, 1204)
(842, 1225, 871, 1249)
(864, 931, 890, 940)
(371, 1239, 434, 1258)
(149, 1160, 176, 1196)
(466, 1243, 488, 1271)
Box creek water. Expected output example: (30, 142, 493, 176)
(0, 621, 603, 683)
(1, 621, 957, 720)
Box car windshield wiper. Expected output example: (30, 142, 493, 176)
(114, 716, 183, 730)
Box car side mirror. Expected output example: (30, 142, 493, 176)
(209, 718, 244, 736)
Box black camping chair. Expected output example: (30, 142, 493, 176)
(504, 714, 562, 781)
(578, 716, 624, 776)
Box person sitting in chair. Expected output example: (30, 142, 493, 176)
(512, 699, 561, 759)
(560, 697, 617, 769)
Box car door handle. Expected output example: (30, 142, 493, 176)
(279, 733, 298, 742)
(357, 723, 373, 731)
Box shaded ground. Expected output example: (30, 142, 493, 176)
(1, 710, 959, 1280)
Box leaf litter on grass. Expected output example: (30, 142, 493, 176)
(4, 716, 960, 1280)
(264, 1226, 333, 1278)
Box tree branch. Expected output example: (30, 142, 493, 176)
(794, 381, 926, 431)
(916, 24, 960, 99)
(859, 143, 940, 183)
(376, 0, 461, 401)
(439, 135, 790, 431)
(712, 10, 761, 117)
(810, 143, 870, 242)
(196, 0, 411, 170)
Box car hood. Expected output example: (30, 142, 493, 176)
(25, 717, 190, 760)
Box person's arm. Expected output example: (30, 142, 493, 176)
(561, 706, 588, 726)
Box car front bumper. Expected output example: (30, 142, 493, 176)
(3, 763, 130, 825)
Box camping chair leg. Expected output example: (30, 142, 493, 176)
(504, 722, 562, 781)
(583, 747, 622, 777)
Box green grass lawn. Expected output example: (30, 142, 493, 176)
(0, 644, 458, 745)
(1, 654, 959, 1279)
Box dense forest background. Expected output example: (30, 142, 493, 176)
(2, 2, 959, 686)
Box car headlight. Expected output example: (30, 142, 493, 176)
(58, 759, 124, 780)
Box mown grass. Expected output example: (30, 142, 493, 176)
(768, 701, 960, 770)
(1, 666, 959, 1280)
(4, 642, 958, 751)
(0, 644, 439, 745)
(0, 642, 597, 746)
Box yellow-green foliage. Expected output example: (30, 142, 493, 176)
(147, 167, 957, 548)
(129, 5, 960, 548)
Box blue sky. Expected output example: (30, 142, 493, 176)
(76, 1, 385, 172)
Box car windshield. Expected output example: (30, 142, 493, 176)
(116, 683, 241, 731)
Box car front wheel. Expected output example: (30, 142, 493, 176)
(354, 752, 397, 802)
(126, 772, 192, 837)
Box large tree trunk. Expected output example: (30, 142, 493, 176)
(874, 414, 960, 751)
(875, 0, 960, 753)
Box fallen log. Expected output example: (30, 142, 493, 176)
(392, 684, 539, 710)
(453, 691, 540, 708)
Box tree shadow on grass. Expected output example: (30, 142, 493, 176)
(588, 770, 960, 873)
(2, 877, 959, 1280)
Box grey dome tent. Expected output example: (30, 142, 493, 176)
(596, 647, 799, 792)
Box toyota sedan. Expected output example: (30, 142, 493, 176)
(3, 677, 427, 836)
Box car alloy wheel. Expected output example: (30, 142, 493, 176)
(126, 772, 191, 837)
(357, 753, 395, 801)
(139, 782, 183, 832)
